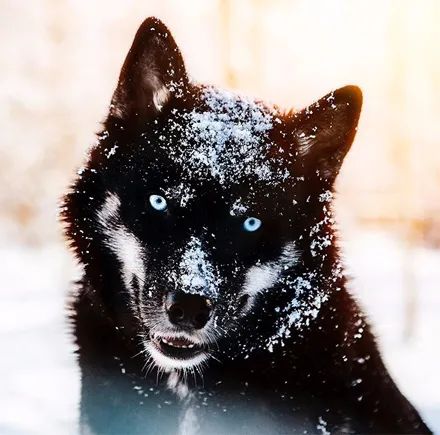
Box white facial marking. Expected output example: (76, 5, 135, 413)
(97, 191, 120, 222)
(243, 265, 279, 296)
(243, 242, 299, 296)
(109, 227, 146, 291)
(97, 192, 146, 296)
(145, 341, 208, 371)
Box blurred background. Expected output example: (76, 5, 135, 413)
(0, 0, 439, 433)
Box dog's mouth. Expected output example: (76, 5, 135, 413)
(150, 333, 205, 361)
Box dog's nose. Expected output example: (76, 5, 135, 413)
(165, 292, 212, 329)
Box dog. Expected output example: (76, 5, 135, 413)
(62, 17, 431, 434)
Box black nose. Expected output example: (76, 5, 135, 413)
(165, 292, 212, 330)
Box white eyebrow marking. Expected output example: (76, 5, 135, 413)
(242, 242, 299, 297)
(96, 192, 146, 298)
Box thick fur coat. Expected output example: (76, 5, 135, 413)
(62, 17, 431, 434)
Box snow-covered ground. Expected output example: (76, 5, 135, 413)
(0, 230, 439, 434)
(344, 230, 440, 432)
(0, 245, 81, 435)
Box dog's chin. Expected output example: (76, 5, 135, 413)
(145, 333, 209, 371)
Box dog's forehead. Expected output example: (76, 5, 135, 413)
(157, 86, 290, 190)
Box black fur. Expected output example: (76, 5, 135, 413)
(62, 17, 431, 434)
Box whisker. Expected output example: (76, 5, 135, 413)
(131, 348, 148, 359)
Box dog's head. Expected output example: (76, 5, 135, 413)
(63, 18, 362, 372)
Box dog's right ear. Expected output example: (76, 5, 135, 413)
(110, 17, 188, 121)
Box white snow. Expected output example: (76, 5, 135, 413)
(0, 244, 81, 435)
(229, 198, 248, 217)
(164, 184, 196, 208)
(97, 192, 147, 300)
(169, 236, 221, 298)
(342, 229, 440, 432)
(162, 87, 290, 186)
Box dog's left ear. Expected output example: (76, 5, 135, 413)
(110, 17, 188, 121)
(289, 85, 362, 183)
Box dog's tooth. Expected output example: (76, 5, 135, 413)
(155, 335, 199, 349)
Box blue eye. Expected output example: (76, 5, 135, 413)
(243, 217, 262, 232)
(149, 194, 167, 211)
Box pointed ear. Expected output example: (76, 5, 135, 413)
(291, 85, 362, 182)
(110, 17, 188, 121)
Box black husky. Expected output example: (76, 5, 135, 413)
(62, 17, 430, 434)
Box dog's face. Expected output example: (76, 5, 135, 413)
(63, 18, 362, 373)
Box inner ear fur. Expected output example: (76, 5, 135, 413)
(290, 85, 362, 182)
(110, 17, 188, 121)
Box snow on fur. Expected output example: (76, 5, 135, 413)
(167, 236, 222, 298)
(160, 87, 290, 190)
